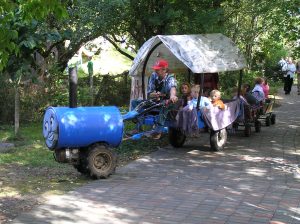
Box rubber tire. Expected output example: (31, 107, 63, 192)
(87, 144, 117, 179)
(266, 116, 271, 126)
(232, 122, 239, 131)
(168, 127, 186, 148)
(73, 149, 89, 175)
(210, 128, 227, 151)
(271, 114, 276, 125)
(255, 121, 261, 133)
(244, 124, 251, 137)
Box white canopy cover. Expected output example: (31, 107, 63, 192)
(129, 34, 247, 100)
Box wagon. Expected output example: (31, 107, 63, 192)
(258, 95, 276, 126)
(232, 94, 276, 136)
(127, 34, 247, 151)
(232, 98, 262, 137)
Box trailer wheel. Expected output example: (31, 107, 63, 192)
(255, 120, 261, 132)
(271, 114, 276, 125)
(232, 122, 239, 131)
(244, 124, 251, 137)
(87, 144, 117, 179)
(210, 128, 227, 151)
(266, 116, 271, 126)
(168, 127, 186, 148)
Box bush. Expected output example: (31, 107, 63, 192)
(0, 67, 131, 124)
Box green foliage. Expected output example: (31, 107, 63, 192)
(219, 71, 240, 98)
(0, 74, 14, 123)
(1, 0, 298, 126)
(0, 0, 67, 71)
(92, 74, 131, 107)
(222, 0, 299, 70)
(0, 64, 131, 123)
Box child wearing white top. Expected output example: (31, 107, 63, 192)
(186, 85, 211, 110)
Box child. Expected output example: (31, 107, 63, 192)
(252, 77, 265, 102)
(241, 84, 259, 106)
(189, 85, 211, 110)
(210, 89, 225, 110)
(262, 77, 269, 99)
(179, 82, 191, 107)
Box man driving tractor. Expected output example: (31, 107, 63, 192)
(147, 59, 178, 103)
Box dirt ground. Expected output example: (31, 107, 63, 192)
(0, 163, 86, 224)
(0, 143, 162, 224)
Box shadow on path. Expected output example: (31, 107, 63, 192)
(13, 87, 300, 224)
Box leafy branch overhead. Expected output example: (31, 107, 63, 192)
(0, 0, 299, 75)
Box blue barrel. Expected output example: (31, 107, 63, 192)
(43, 106, 124, 150)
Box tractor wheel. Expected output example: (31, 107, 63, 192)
(168, 127, 186, 148)
(73, 149, 89, 175)
(87, 144, 117, 179)
(266, 116, 271, 126)
(255, 120, 261, 133)
(271, 114, 276, 125)
(244, 124, 251, 137)
(210, 128, 227, 151)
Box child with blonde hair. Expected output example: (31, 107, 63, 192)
(185, 84, 211, 110)
(210, 90, 225, 110)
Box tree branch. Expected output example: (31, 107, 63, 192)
(104, 35, 134, 60)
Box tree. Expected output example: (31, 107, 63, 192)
(0, 0, 66, 135)
(0, 0, 67, 71)
(38, 0, 225, 70)
(222, 0, 299, 68)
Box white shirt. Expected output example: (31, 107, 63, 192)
(252, 84, 265, 102)
(279, 59, 287, 69)
(283, 63, 296, 78)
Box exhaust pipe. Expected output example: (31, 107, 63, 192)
(69, 67, 78, 108)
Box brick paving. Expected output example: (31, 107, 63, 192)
(13, 87, 300, 224)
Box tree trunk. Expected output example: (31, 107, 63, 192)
(14, 86, 20, 136)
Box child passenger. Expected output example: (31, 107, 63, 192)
(210, 90, 225, 110)
(241, 84, 259, 106)
(179, 82, 191, 107)
(252, 77, 265, 102)
(189, 85, 211, 110)
(262, 77, 269, 99)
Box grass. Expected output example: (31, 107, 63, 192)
(0, 123, 55, 166)
(0, 121, 167, 197)
(0, 123, 89, 197)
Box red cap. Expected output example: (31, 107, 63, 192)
(152, 59, 168, 70)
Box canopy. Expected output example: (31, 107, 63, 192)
(129, 34, 247, 77)
(129, 34, 247, 101)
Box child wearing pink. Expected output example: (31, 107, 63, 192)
(262, 78, 269, 99)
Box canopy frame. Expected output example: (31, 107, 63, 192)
(131, 34, 246, 100)
(141, 41, 163, 100)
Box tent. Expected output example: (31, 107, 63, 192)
(129, 34, 247, 100)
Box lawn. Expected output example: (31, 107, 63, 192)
(0, 122, 167, 196)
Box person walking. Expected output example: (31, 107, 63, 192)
(87, 56, 94, 105)
(282, 57, 296, 95)
(296, 60, 300, 95)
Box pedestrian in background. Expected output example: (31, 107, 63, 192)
(87, 56, 94, 105)
(282, 57, 296, 95)
(296, 60, 300, 95)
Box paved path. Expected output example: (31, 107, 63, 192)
(13, 88, 300, 224)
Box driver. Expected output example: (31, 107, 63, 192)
(147, 59, 178, 103)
